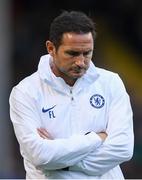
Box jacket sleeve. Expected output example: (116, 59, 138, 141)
(9, 87, 102, 170)
(69, 74, 134, 176)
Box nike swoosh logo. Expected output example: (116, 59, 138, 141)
(42, 105, 56, 113)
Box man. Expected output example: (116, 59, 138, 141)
(9, 11, 134, 179)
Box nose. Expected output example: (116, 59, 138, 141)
(75, 54, 85, 68)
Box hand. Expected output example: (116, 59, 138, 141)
(37, 128, 53, 140)
(97, 132, 107, 141)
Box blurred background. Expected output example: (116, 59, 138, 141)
(0, 0, 142, 178)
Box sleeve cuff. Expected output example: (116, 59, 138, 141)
(86, 131, 103, 148)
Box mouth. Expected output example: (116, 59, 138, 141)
(72, 66, 87, 72)
(70, 68, 86, 77)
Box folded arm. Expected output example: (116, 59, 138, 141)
(69, 75, 134, 176)
(9, 87, 103, 170)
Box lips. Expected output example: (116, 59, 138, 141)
(71, 68, 87, 76)
(72, 69, 84, 73)
(72, 66, 87, 72)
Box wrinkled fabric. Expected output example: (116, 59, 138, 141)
(9, 54, 134, 179)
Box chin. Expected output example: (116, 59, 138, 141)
(71, 73, 85, 79)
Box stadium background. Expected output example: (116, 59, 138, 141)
(0, 0, 142, 178)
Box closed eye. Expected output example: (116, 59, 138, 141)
(83, 50, 92, 56)
(65, 51, 80, 56)
(65, 50, 92, 57)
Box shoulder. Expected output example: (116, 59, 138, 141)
(96, 67, 118, 78)
(96, 67, 122, 85)
(95, 66, 127, 94)
(10, 72, 40, 99)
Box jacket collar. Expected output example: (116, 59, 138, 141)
(38, 54, 100, 94)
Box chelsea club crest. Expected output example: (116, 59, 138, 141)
(90, 94, 105, 108)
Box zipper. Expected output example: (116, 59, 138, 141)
(70, 88, 74, 101)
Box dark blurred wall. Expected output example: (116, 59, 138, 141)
(1, 0, 141, 178)
(0, 0, 18, 178)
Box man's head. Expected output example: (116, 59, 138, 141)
(48, 11, 96, 50)
(46, 11, 95, 86)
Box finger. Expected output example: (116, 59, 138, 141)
(40, 128, 53, 139)
(37, 129, 49, 138)
(37, 128, 49, 137)
(37, 130, 49, 139)
(37, 128, 53, 139)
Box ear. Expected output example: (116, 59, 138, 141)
(46, 41, 55, 56)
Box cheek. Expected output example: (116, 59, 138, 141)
(55, 57, 72, 70)
(85, 58, 91, 66)
(61, 57, 74, 66)
(64, 61, 74, 70)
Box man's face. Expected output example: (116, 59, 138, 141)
(47, 32, 94, 85)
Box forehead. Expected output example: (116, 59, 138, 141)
(60, 32, 94, 50)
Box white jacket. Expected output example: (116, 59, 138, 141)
(9, 54, 134, 179)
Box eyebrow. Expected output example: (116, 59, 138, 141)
(65, 50, 92, 56)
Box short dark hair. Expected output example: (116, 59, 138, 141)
(49, 11, 96, 49)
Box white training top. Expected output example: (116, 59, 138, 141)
(9, 54, 134, 179)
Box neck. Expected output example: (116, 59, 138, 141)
(61, 76, 76, 86)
